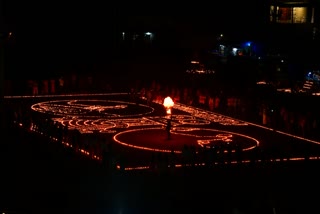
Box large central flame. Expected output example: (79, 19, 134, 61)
(163, 96, 174, 114)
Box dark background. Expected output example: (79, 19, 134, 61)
(2, 1, 267, 75)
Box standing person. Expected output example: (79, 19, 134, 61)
(146, 89, 153, 105)
(27, 80, 34, 95)
(42, 79, 49, 94)
(71, 73, 77, 93)
(50, 79, 56, 94)
(166, 118, 172, 140)
(58, 76, 64, 94)
(32, 80, 39, 96)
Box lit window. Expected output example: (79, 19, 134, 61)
(270, 5, 308, 23)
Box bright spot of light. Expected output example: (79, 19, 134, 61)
(232, 48, 238, 55)
(163, 96, 174, 115)
(145, 32, 152, 36)
(256, 81, 267, 85)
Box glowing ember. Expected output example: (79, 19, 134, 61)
(163, 96, 174, 114)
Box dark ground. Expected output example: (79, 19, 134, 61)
(2, 92, 320, 214)
(2, 124, 320, 214)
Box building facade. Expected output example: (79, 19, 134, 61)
(265, 0, 319, 54)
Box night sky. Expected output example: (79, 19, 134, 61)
(2, 1, 267, 77)
(3, 1, 265, 43)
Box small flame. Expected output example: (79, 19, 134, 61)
(163, 97, 174, 114)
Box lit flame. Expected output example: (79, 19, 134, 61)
(163, 96, 174, 114)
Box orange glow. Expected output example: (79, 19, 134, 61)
(18, 92, 320, 171)
(22, 122, 320, 170)
(113, 127, 259, 153)
(173, 128, 259, 151)
(31, 99, 154, 118)
(152, 99, 248, 126)
(124, 156, 320, 170)
(5, 92, 128, 99)
(32, 130, 101, 161)
(163, 96, 174, 114)
(198, 134, 233, 147)
(113, 128, 179, 153)
(154, 99, 320, 145)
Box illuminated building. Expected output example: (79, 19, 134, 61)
(268, 0, 319, 25)
(265, 0, 319, 54)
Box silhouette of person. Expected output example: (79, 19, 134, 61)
(166, 119, 172, 140)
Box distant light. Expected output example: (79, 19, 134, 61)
(191, 61, 199, 64)
(277, 88, 292, 93)
(220, 34, 223, 37)
(281, 60, 284, 63)
(163, 96, 174, 115)
(256, 81, 266, 85)
(245, 42, 251, 47)
(232, 48, 238, 55)
(122, 32, 125, 35)
(145, 32, 152, 36)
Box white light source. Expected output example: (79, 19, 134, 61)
(163, 96, 174, 115)
(232, 48, 238, 55)
(191, 61, 199, 64)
